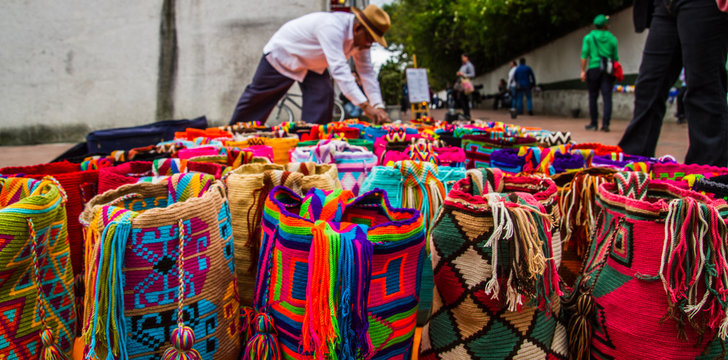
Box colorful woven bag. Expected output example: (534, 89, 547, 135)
(564, 172, 728, 359)
(225, 162, 342, 307)
(0, 160, 112, 278)
(0, 177, 76, 358)
(226, 136, 299, 165)
(553, 167, 617, 285)
(291, 140, 377, 195)
(250, 186, 426, 360)
(420, 172, 566, 360)
(79, 173, 240, 359)
(461, 134, 539, 169)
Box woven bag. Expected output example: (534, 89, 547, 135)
(97, 160, 225, 194)
(564, 172, 728, 359)
(461, 134, 539, 169)
(225, 162, 341, 307)
(79, 173, 240, 359)
(0, 177, 76, 357)
(420, 171, 566, 360)
(250, 186, 426, 360)
(651, 162, 728, 183)
(226, 136, 298, 165)
(552, 167, 617, 285)
(291, 140, 377, 195)
(694, 174, 728, 200)
(0, 161, 112, 278)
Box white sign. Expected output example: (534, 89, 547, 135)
(406, 68, 430, 104)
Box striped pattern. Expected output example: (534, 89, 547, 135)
(254, 186, 426, 360)
(0, 177, 76, 358)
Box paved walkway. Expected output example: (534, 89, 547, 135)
(0, 109, 689, 168)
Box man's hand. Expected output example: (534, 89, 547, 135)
(361, 102, 390, 125)
(580, 70, 587, 82)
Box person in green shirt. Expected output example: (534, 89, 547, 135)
(581, 14, 619, 132)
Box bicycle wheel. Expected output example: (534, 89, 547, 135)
(333, 100, 345, 122)
(267, 103, 294, 127)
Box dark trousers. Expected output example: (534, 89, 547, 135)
(456, 91, 470, 117)
(586, 68, 615, 128)
(619, 0, 728, 165)
(229, 55, 334, 125)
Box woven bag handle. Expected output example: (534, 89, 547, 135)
(28, 218, 69, 358)
(160, 220, 202, 359)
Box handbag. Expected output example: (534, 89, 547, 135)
(420, 171, 565, 359)
(225, 162, 341, 307)
(564, 172, 728, 359)
(461, 77, 475, 95)
(250, 186, 426, 359)
(0, 177, 76, 357)
(80, 173, 241, 359)
(718, 0, 728, 12)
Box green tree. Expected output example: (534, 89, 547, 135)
(377, 50, 412, 106)
(383, 0, 632, 89)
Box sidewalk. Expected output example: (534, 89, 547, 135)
(0, 109, 689, 168)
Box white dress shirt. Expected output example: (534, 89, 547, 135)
(263, 12, 383, 106)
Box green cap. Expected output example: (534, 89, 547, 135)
(594, 14, 609, 27)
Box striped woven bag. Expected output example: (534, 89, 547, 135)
(79, 173, 240, 359)
(0, 177, 76, 358)
(225, 162, 342, 307)
(249, 186, 426, 360)
(461, 134, 539, 169)
(420, 172, 566, 360)
(290, 140, 377, 195)
(564, 171, 728, 359)
(359, 161, 465, 325)
(0, 161, 112, 279)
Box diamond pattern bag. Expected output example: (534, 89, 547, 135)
(420, 171, 566, 360)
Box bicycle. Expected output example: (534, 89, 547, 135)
(269, 93, 345, 126)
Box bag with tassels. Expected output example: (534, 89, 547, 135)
(563, 171, 728, 359)
(419, 169, 566, 360)
(225, 162, 341, 307)
(461, 134, 539, 169)
(246, 186, 426, 360)
(0, 177, 76, 358)
(79, 173, 240, 359)
(552, 167, 617, 285)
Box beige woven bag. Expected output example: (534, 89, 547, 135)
(226, 162, 341, 305)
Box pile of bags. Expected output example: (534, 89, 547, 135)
(2, 115, 728, 359)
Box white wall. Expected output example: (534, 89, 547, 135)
(474, 6, 647, 93)
(0, 0, 327, 140)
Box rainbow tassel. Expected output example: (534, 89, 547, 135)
(161, 326, 202, 360)
(242, 313, 281, 360)
(39, 327, 69, 360)
(241, 306, 256, 345)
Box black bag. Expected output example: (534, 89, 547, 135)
(592, 36, 615, 76)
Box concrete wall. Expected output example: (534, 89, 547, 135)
(0, 0, 328, 144)
(473, 6, 647, 120)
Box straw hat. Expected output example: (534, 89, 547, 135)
(352, 5, 390, 47)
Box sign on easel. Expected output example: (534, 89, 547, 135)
(406, 68, 430, 104)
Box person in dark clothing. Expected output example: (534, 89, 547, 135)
(581, 14, 619, 132)
(493, 79, 508, 110)
(513, 58, 536, 115)
(619, 0, 728, 166)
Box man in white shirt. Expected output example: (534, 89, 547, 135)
(229, 5, 391, 125)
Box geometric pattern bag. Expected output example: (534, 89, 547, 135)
(79, 173, 240, 359)
(420, 171, 566, 360)
(290, 140, 377, 195)
(565, 172, 728, 359)
(225, 162, 342, 307)
(253, 186, 426, 360)
(0, 177, 76, 358)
